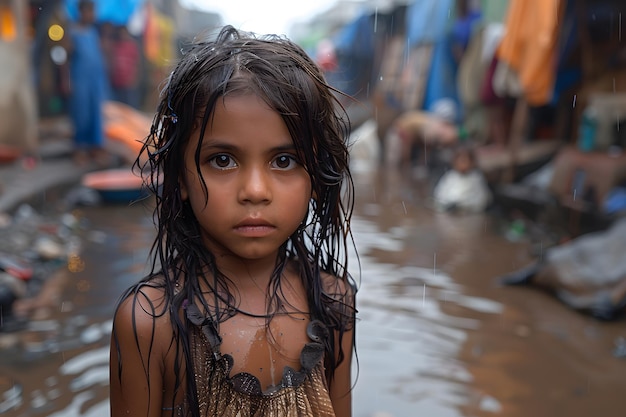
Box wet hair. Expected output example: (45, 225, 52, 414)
(118, 25, 357, 414)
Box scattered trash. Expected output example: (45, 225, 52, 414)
(33, 236, 65, 261)
(0, 202, 88, 333)
(0, 255, 33, 280)
(499, 218, 626, 320)
(505, 218, 526, 241)
(62, 186, 102, 208)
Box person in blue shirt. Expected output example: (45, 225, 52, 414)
(62, 0, 110, 166)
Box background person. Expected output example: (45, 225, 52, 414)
(110, 25, 141, 108)
(433, 144, 491, 212)
(62, 0, 110, 166)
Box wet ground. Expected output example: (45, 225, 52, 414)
(1, 136, 626, 416)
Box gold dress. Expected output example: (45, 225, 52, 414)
(178, 303, 337, 417)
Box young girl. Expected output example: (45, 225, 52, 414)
(109, 25, 357, 417)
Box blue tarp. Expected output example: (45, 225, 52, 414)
(334, 12, 375, 58)
(330, 12, 376, 96)
(65, 0, 144, 25)
(405, 0, 458, 112)
(405, 0, 455, 46)
(406, 0, 483, 114)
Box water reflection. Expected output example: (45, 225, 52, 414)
(351, 180, 503, 417)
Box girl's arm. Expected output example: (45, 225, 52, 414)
(326, 275, 356, 417)
(330, 325, 354, 417)
(109, 287, 170, 417)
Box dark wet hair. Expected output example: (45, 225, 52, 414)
(118, 25, 357, 415)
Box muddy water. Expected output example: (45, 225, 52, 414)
(0, 203, 154, 417)
(1, 165, 626, 416)
(350, 164, 626, 417)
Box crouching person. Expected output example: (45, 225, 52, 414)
(433, 144, 491, 212)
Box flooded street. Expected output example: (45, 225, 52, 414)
(2, 0, 626, 414)
(350, 164, 626, 417)
(1, 149, 626, 417)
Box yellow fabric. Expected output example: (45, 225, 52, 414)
(496, 0, 563, 105)
(144, 4, 175, 67)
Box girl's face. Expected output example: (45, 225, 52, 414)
(180, 94, 312, 266)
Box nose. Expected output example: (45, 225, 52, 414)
(238, 165, 272, 204)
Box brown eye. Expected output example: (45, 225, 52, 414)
(272, 154, 297, 170)
(209, 154, 237, 169)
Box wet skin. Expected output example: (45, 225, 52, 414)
(180, 94, 314, 389)
(180, 93, 312, 273)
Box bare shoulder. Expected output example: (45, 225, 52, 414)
(321, 272, 356, 306)
(110, 280, 178, 415)
(112, 281, 174, 357)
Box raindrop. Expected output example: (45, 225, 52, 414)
(374, 7, 378, 33)
(401, 201, 407, 214)
(573, 94, 577, 108)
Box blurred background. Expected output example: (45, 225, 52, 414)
(1, 0, 626, 416)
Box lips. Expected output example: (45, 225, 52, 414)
(233, 218, 275, 236)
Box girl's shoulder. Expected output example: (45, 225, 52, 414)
(320, 272, 357, 306)
(113, 277, 174, 353)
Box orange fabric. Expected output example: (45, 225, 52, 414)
(103, 101, 151, 163)
(0, 5, 17, 41)
(496, 0, 563, 105)
(143, 3, 175, 67)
